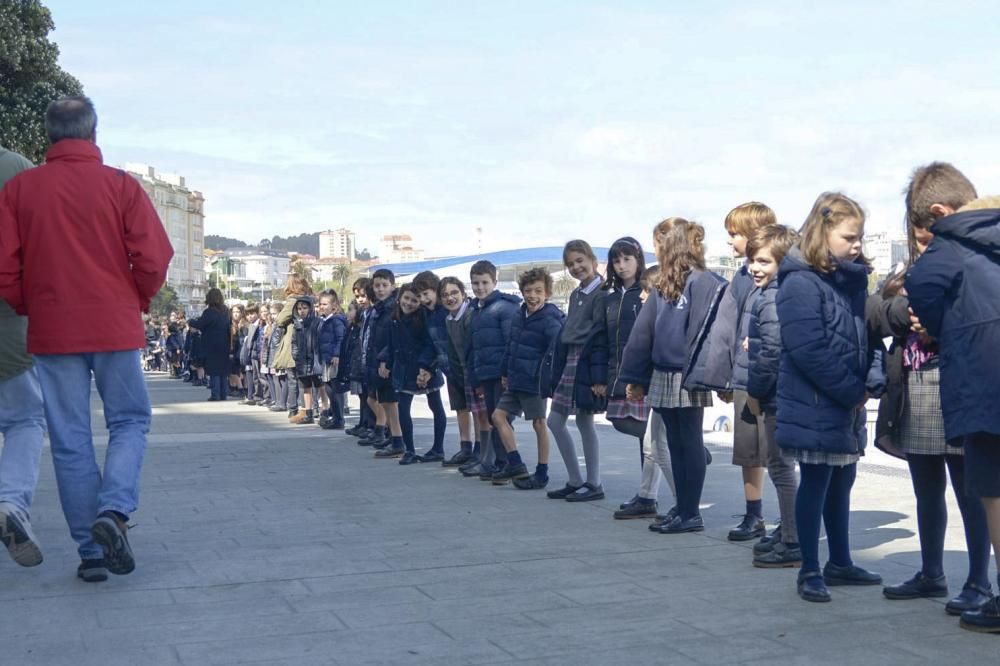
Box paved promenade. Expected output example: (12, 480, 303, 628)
(5, 374, 997, 665)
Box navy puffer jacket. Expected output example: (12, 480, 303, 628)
(319, 313, 347, 365)
(501, 302, 565, 395)
(468, 290, 522, 386)
(292, 298, 323, 377)
(364, 293, 397, 371)
(379, 310, 443, 393)
(729, 267, 756, 391)
(906, 205, 1000, 441)
(775, 247, 875, 454)
(605, 283, 643, 400)
(747, 281, 779, 412)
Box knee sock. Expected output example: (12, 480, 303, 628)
(908, 454, 948, 579)
(548, 410, 583, 486)
(535, 463, 549, 480)
(460, 440, 473, 454)
(946, 454, 993, 589)
(796, 463, 834, 574)
(477, 430, 490, 461)
(576, 413, 601, 487)
(507, 450, 523, 467)
(822, 463, 857, 568)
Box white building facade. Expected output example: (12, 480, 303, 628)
(864, 231, 908, 277)
(125, 163, 206, 312)
(379, 234, 424, 263)
(319, 228, 356, 260)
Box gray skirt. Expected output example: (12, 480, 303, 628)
(648, 370, 713, 410)
(894, 366, 956, 456)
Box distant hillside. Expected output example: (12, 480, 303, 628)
(204, 233, 320, 256)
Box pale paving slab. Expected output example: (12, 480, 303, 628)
(2, 373, 997, 665)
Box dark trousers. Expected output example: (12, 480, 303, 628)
(654, 407, 706, 520)
(286, 368, 299, 410)
(796, 462, 856, 575)
(908, 453, 992, 587)
(209, 375, 228, 400)
(275, 374, 289, 409)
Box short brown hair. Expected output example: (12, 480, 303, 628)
(905, 162, 977, 231)
(517, 267, 552, 294)
(640, 265, 659, 292)
(798, 192, 869, 273)
(724, 202, 777, 237)
(746, 224, 799, 267)
(470, 260, 497, 282)
(245, 303, 260, 315)
(412, 271, 440, 294)
(562, 239, 598, 266)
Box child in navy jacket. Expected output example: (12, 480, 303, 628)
(318, 290, 347, 429)
(775, 193, 884, 603)
(492, 268, 565, 488)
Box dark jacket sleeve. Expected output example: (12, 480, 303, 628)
(619, 291, 657, 387)
(747, 289, 780, 401)
(866, 293, 911, 340)
(331, 317, 346, 360)
(904, 240, 961, 339)
(121, 177, 174, 310)
(589, 293, 609, 385)
(417, 327, 436, 372)
(701, 283, 738, 389)
(777, 272, 866, 409)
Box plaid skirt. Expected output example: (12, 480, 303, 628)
(551, 345, 582, 416)
(894, 367, 956, 456)
(786, 449, 860, 467)
(648, 370, 713, 409)
(465, 374, 486, 415)
(606, 397, 649, 422)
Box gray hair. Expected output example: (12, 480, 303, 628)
(45, 95, 98, 143)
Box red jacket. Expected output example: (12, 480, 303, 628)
(0, 140, 173, 354)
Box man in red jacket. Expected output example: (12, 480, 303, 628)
(0, 96, 173, 581)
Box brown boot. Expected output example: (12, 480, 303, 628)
(289, 408, 309, 424)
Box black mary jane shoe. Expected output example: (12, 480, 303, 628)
(417, 450, 445, 463)
(546, 483, 583, 500)
(798, 572, 831, 603)
(946, 582, 993, 616)
(823, 562, 882, 587)
(883, 572, 948, 600)
(398, 451, 419, 465)
(565, 483, 605, 503)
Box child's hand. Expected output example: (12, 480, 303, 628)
(716, 390, 734, 404)
(908, 307, 925, 333)
(378, 362, 390, 379)
(330, 358, 340, 376)
(626, 384, 645, 401)
(592, 384, 607, 397)
(742, 337, 749, 352)
(416, 369, 431, 387)
(746, 396, 762, 417)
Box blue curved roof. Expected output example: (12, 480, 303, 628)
(370, 246, 657, 275)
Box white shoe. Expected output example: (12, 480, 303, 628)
(0, 501, 43, 567)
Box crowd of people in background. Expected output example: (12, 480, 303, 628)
(140, 162, 1000, 633)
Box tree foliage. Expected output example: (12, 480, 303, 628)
(149, 283, 181, 317)
(0, 0, 84, 164)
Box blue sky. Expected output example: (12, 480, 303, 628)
(46, 0, 1000, 257)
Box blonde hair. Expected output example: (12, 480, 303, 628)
(653, 217, 706, 301)
(724, 201, 777, 237)
(798, 192, 869, 273)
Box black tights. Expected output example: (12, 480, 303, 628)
(797, 462, 856, 574)
(907, 453, 992, 587)
(397, 390, 448, 453)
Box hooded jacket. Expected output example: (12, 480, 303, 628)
(365, 292, 398, 372)
(775, 246, 880, 454)
(379, 310, 443, 393)
(604, 282, 643, 400)
(905, 204, 1000, 440)
(501, 302, 565, 396)
(468, 290, 522, 386)
(319, 312, 348, 365)
(291, 296, 323, 377)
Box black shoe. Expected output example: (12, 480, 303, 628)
(619, 494, 641, 510)
(399, 451, 419, 465)
(268, 405, 287, 412)
(649, 506, 679, 531)
(346, 424, 364, 436)
(297, 413, 314, 425)
(655, 515, 705, 534)
(374, 445, 404, 459)
(753, 542, 802, 568)
(460, 463, 484, 477)
(513, 474, 549, 490)
(77, 558, 108, 582)
(492, 462, 530, 484)
(704, 446, 712, 465)
(614, 499, 658, 519)
(946, 582, 993, 616)
(546, 483, 583, 500)
(90, 512, 135, 576)
(823, 562, 882, 586)
(798, 572, 831, 603)
(883, 572, 948, 600)
(417, 450, 445, 463)
(288, 408, 297, 418)
(960, 596, 1000, 633)
(329, 421, 345, 430)
(443, 450, 473, 467)
(728, 514, 766, 541)
(479, 465, 498, 482)
(0, 502, 43, 567)
(458, 458, 482, 473)
(753, 524, 783, 555)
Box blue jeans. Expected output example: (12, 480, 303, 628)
(0, 367, 46, 512)
(34, 351, 151, 559)
(209, 374, 228, 400)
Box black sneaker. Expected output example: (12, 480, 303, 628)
(90, 512, 135, 575)
(946, 582, 993, 616)
(823, 562, 882, 586)
(0, 502, 43, 567)
(614, 499, 658, 520)
(512, 474, 549, 490)
(399, 451, 419, 465)
(492, 462, 530, 484)
(417, 450, 445, 463)
(960, 596, 1000, 633)
(546, 483, 583, 500)
(753, 524, 783, 555)
(727, 514, 766, 541)
(753, 542, 802, 568)
(443, 450, 473, 467)
(77, 558, 109, 582)
(883, 572, 949, 600)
